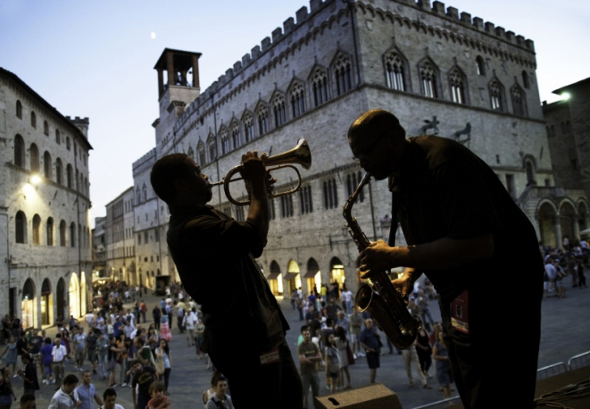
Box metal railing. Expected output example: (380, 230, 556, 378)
(568, 351, 590, 370)
(411, 351, 590, 409)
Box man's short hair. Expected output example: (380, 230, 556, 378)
(347, 109, 406, 153)
(63, 374, 79, 385)
(103, 387, 117, 400)
(150, 153, 193, 204)
(20, 394, 35, 405)
(300, 325, 310, 334)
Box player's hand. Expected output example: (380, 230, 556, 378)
(359, 240, 395, 279)
(391, 270, 417, 299)
(239, 151, 266, 182)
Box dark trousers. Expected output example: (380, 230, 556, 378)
(210, 340, 303, 409)
(440, 276, 542, 409)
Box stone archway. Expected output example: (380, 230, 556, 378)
(304, 258, 321, 296)
(267, 261, 283, 296)
(57, 278, 66, 322)
(538, 201, 558, 248)
(41, 279, 52, 326)
(21, 278, 36, 329)
(285, 260, 301, 296)
(329, 257, 345, 298)
(559, 201, 577, 248)
(69, 273, 80, 318)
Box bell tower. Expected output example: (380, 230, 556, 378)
(153, 48, 202, 140)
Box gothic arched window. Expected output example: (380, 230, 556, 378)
(273, 94, 286, 128)
(311, 68, 329, 107)
(449, 68, 466, 104)
(334, 54, 352, 96)
(257, 106, 269, 136)
(243, 113, 254, 142)
(290, 83, 305, 119)
(384, 52, 406, 91)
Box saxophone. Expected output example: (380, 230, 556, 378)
(343, 173, 421, 350)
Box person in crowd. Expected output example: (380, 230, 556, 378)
(18, 394, 35, 409)
(2, 337, 17, 376)
(417, 290, 435, 332)
(150, 151, 302, 408)
(202, 371, 223, 408)
(415, 326, 433, 380)
(359, 318, 381, 384)
(48, 374, 80, 409)
(107, 336, 119, 387)
(17, 354, 39, 399)
(151, 307, 161, 332)
(131, 360, 158, 409)
(147, 381, 169, 409)
(324, 333, 340, 393)
(401, 341, 431, 389)
(75, 370, 103, 409)
(154, 339, 171, 395)
(0, 366, 17, 408)
(27, 329, 43, 380)
(185, 308, 198, 347)
(433, 331, 454, 402)
(194, 318, 205, 360)
(349, 307, 363, 358)
(99, 388, 124, 409)
(205, 374, 233, 409)
(334, 326, 352, 390)
(347, 109, 543, 408)
(73, 327, 87, 371)
(298, 326, 321, 409)
(51, 336, 67, 388)
(96, 332, 109, 381)
(40, 337, 55, 385)
(341, 286, 353, 315)
(86, 329, 99, 376)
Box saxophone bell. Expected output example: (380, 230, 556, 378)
(344, 172, 421, 350)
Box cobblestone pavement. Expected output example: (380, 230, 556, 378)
(5, 283, 589, 409)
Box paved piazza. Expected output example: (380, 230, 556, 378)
(6, 284, 588, 409)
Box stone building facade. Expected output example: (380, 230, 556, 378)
(92, 216, 107, 280)
(542, 78, 590, 247)
(105, 187, 137, 285)
(0, 68, 93, 328)
(119, 0, 584, 296)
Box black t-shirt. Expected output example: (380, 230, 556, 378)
(29, 336, 44, 354)
(86, 333, 98, 351)
(167, 205, 288, 354)
(393, 136, 544, 304)
(132, 366, 156, 398)
(16, 338, 28, 355)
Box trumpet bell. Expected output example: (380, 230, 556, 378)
(265, 138, 312, 170)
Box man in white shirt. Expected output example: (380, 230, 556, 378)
(545, 258, 558, 297)
(51, 336, 68, 388)
(48, 374, 80, 409)
(184, 308, 198, 347)
(341, 288, 353, 315)
(73, 327, 88, 371)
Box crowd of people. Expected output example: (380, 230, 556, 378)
(290, 278, 459, 408)
(0, 281, 211, 409)
(542, 240, 589, 299)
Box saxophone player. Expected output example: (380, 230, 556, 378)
(347, 109, 543, 409)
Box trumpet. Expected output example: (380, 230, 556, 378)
(210, 138, 312, 206)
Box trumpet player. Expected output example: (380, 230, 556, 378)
(347, 109, 543, 409)
(150, 152, 302, 409)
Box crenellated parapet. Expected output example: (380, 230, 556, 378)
(132, 148, 156, 174)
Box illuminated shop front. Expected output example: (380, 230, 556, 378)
(21, 279, 35, 330)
